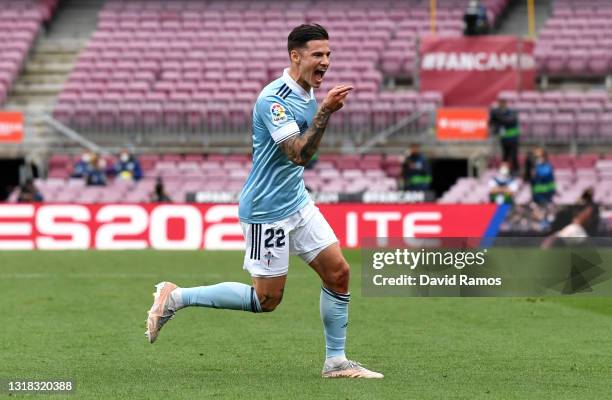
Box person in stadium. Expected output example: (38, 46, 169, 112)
(145, 24, 383, 379)
(463, 0, 489, 36)
(85, 154, 107, 186)
(546, 187, 600, 246)
(529, 148, 555, 205)
(541, 203, 594, 249)
(488, 162, 518, 205)
(575, 188, 600, 236)
(149, 177, 172, 203)
(113, 149, 142, 181)
(489, 99, 520, 174)
(71, 151, 92, 179)
(401, 143, 431, 191)
(17, 178, 43, 202)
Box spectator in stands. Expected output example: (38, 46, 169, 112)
(549, 187, 600, 238)
(488, 162, 518, 205)
(463, 0, 489, 36)
(86, 155, 107, 186)
(114, 150, 143, 181)
(17, 179, 43, 203)
(150, 177, 172, 203)
(71, 151, 93, 179)
(529, 148, 555, 205)
(490, 99, 520, 174)
(577, 188, 600, 236)
(541, 203, 594, 249)
(401, 144, 431, 191)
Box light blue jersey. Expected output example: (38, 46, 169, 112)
(238, 68, 317, 223)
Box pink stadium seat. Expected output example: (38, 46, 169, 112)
(576, 112, 599, 139)
(600, 113, 612, 138)
(51, 0, 463, 132)
(553, 112, 575, 140)
(530, 112, 553, 138)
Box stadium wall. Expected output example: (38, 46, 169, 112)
(0, 203, 506, 250)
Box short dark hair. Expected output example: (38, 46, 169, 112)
(287, 24, 329, 53)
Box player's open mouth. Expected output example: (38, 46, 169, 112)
(314, 69, 326, 83)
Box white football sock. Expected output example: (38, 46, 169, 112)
(325, 355, 348, 367)
(169, 287, 184, 310)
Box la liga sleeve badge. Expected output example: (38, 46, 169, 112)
(270, 103, 288, 126)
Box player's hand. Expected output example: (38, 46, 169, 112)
(322, 85, 353, 113)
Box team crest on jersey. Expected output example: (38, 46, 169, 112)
(270, 103, 287, 126)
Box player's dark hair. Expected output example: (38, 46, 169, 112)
(287, 24, 329, 53)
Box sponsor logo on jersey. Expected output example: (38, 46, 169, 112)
(270, 103, 287, 125)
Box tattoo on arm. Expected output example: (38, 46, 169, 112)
(279, 105, 332, 166)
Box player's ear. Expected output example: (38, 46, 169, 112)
(290, 49, 301, 64)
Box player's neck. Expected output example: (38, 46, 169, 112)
(288, 67, 312, 93)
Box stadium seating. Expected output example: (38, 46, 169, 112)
(439, 153, 612, 205)
(496, 90, 612, 142)
(536, 0, 612, 77)
(52, 0, 510, 134)
(8, 153, 403, 203)
(0, 0, 58, 106)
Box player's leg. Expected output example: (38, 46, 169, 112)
(291, 204, 383, 378)
(252, 275, 286, 312)
(168, 275, 285, 313)
(145, 222, 288, 343)
(307, 243, 351, 359)
(308, 243, 383, 378)
(145, 279, 263, 344)
(178, 222, 289, 312)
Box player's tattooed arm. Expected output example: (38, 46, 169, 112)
(279, 105, 332, 166)
(278, 84, 353, 166)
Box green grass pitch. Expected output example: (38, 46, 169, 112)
(1, 250, 611, 399)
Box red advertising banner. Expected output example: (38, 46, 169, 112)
(0, 111, 24, 143)
(0, 204, 502, 250)
(436, 108, 489, 140)
(420, 35, 535, 107)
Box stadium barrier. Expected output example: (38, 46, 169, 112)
(0, 203, 505, 250)
(187, 191, 435, 204)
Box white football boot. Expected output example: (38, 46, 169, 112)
(145, 281, 179, 344)
(322, 358, 384, 379)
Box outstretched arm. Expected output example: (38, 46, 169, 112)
(279, 85, 352, 166)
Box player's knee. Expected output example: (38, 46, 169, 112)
(256, 290, 284, 312)
(260, 296, 282, 312)
(261, 302, 279, 312)
(328, 260, 350, 293)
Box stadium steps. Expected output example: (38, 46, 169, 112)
(6, 0, 103, 108)
(0, 0, 112, 159)
(2, 0, 105, 157)
(6, 37, 84, 109)
(2, 36, 88, 159)
(45, 0, 104, 40)
(494, 0, 552, 37)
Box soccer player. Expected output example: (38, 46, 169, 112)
(145, 24, 383, 379)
